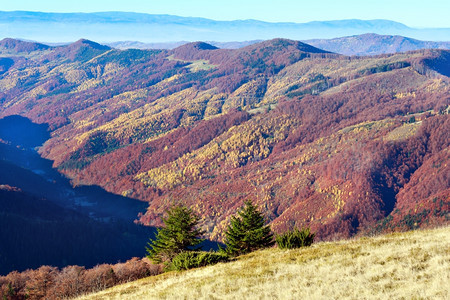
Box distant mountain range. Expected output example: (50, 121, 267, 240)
(305, 33, 450, 56)
(106, 40, 263, 50)
(1, 11, 449, 43)
(106, 34, 450, 56)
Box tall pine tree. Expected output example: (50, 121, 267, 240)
(223, 200, 274, 256)
(146, 205, 204, 264)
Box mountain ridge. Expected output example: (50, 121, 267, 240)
(305, 33, 450, 56)
(3, 34, 447, 57)
(0, 37, 448, 244)
(0, 11, 412, 27)
(0, 37, 50, 53)
(1, 11, 449, 42)
(102, 34, 450, 56)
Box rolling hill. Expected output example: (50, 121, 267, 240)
(78, 226, 450, 299)
(106, 40, 263, 50)
(106, 33, 450, 56)
(0, 37, 448, 245)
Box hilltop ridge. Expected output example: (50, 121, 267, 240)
(78, 226, 450, 299)
(40, 39, 111, 62)
(105, 34, 450, 57)
(0, 38, 50, 52)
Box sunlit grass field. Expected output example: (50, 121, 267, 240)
(79, 226, 450, 299)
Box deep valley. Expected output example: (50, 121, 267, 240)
(0, 115, 155, 275)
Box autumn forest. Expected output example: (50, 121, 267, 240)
(0, 36, 449, 292)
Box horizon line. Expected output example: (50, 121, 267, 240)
(1, 10, 449, 29)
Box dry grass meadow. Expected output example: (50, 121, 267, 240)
(78, 226, 450, 299)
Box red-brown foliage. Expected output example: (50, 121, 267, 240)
(0, 258, 162, 300)
(0, 38, 50, 53)
(1, 38, 449, 244)
(71, 109, 249, 195)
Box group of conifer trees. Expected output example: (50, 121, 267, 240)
(146, 200, 315, 270)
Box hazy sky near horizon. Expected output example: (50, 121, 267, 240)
(1, 0, 449, 28)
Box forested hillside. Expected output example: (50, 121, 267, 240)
(0, 37, 448, 242)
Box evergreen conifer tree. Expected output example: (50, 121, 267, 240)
(223, 200, 274, 256)
(146, 205, 204, 264)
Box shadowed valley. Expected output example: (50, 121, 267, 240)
(0, 115, 157, 275)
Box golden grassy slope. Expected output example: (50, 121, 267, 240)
(78, 226, 450, 300)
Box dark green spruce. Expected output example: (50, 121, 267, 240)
(223, 200, 274, 256)
(146, 205, 204, 264)
(170, 251, 229, 271)
(275, 227, 315, 249)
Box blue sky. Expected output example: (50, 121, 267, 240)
(1, 0, 449, 28)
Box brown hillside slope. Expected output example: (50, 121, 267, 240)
(0, 38, 51, 53)
(0, 39, 448, 241)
